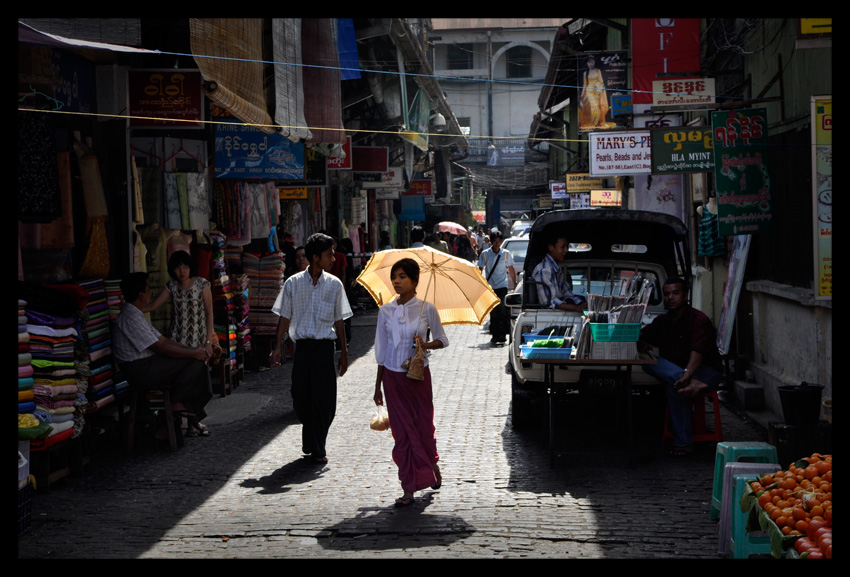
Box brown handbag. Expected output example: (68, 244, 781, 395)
(405, 340, 426, 381)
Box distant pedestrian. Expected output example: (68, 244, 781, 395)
(430, 231, 449, 253)
(477, 230, 516, 344)
(373, 258, 448, 507)
(270, 233, 353, 464)
(409, 226, 426, 248)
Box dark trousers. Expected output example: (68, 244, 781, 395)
(120, 355, 212, 421)
(490, 287, 510, 338)
(291, 339, 337, 458)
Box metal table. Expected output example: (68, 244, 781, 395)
(523, 355, 657, 467)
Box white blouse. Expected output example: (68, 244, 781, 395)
(374, 296, 449, 373)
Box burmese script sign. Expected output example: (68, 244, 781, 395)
(711, 108, 772, 236)
(589, 131, 652, 176)
(651, 78, 715, 109)
(129, 69, 202, 127)
(651, 126, 714, 173)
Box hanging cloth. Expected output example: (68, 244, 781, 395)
(186, 172, 210, 231)
(163, 172, 183, 230)
(74, 135, 110, 279)
(698, 208, 726, 257)
(18, 111, 62, 223)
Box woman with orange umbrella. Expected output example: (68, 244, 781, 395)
(372, 258, 448, 507)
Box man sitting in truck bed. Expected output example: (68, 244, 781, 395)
(530, 232, 586, 312)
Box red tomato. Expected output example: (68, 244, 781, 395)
(807, 519, 828, 536)
(795, 537, 814, 553)
(806, 550, 825, 559)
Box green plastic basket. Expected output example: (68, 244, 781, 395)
(588, 322, 641, 342)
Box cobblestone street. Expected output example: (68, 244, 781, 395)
(18, 310, 769, 559)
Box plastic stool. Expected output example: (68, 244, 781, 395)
(711, 442, 779, 520)
(717, 462, 780, 555)
(663, 390, 724, 444)
(728, 474, 773, 558)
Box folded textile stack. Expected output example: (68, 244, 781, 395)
(105, 278, 123, 320)
(231, 273, 251, 354)
(244, 251, 284, 336)
(18, 299, 37, 420)
(76, 277, 120, 414)
(18, 286, 85, 451)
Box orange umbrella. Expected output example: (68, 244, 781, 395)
(356, 246, 500, 325)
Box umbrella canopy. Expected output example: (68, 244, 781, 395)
(436, 221, 467, 235)
(356, 246, 500, 325)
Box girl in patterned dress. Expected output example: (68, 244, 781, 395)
(144, 250, 214, 436)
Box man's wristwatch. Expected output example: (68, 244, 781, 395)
(682, 368, 691, 377)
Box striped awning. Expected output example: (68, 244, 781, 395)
(189, 18, 277, 135)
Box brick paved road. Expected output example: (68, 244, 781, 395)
(18, 310, 770, 559)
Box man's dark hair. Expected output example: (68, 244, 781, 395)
(547, 230, 568, 247)
(491, 230, 503, 241)
(121, 272, 149, 303)
(410, 226, 425, 243)
(167, 250, 197, 280)
(305, 232, 335, 262)
(663, 275, 690, 291)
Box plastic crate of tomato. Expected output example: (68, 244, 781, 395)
(739, 452, 832, 559)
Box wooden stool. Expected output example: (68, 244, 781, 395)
(663, 389, 724, 445)
(125, 386, 183, 452)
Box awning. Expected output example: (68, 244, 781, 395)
(300, 18, 346, 146)
(189, 18, 277, 135)
(272, 18, 312, 143)
(18, 20, 158, 54)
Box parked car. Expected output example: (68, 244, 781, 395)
(510, 219, 534, 238)
(504, 209, 691, 429)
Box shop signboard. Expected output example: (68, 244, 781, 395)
(711, 108, 773, 235)
(812, 96, 832, 299)
(590, 189, 622, 207)
(327, 136, 352, 170)
(570, 193, 591, 209)
(650, 126, 714, 173)
(577, 50, 629, 132)
(278, 187, 308, 200)
(566, 173, 604, 193)
(651, 78, 715, 110)
(213, 118, 305, 180)
(352, 146, 388, 173)
(631, 18, 701, 110)
(403, 179, 433, 197)
(129, 69, 203, 127)
(359, 166, 404, 188)
(589, 131, 652, 176)
(550, 180, 567, 199)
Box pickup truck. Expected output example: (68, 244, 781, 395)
(504, 209, 692, 429)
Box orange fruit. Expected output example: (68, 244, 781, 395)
(795, 520, 809, 533)
(816, 461, 831, 475)
(803, 466, 818, 480)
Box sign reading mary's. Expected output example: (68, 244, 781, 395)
(214, 118, 305, 180)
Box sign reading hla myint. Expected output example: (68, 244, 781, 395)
(589, 131, 652, 176)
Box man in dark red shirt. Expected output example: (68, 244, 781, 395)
(638, 276, 723, 456)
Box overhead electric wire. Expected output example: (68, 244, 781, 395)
(17, 18, 818, 145)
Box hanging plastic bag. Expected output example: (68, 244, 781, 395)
(370, 406, 390, 431)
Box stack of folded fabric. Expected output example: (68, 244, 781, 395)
(18, 299, 36, 418)
(22, 294, 82, 450)
(231, 272, 251, 355)
(105, 278, 123, 321)
(244, 250, 284, 336)
(76, 277, 119, 413)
